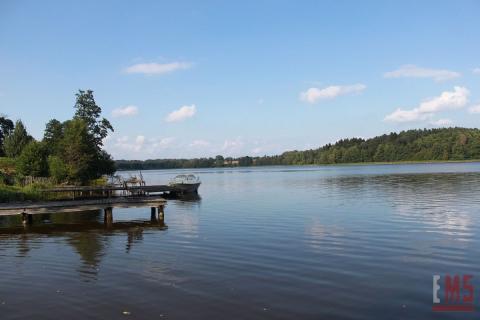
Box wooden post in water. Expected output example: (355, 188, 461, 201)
(150, 207, 157, 221)
(104, 207, 113, 226)
(22, 211, 33, 224)
(21, 211, 33, 225)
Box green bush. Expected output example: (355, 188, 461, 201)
(0, 157, 16, 173)
(17, 141, 49, 177)
(48, 155, 68, 182)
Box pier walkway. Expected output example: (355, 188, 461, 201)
(0, 185, 175, 224)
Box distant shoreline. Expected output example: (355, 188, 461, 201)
(116, 159, 480, 171)
(115, 128, 480, 171)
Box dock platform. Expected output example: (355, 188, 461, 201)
(0, 181, 202, 224)
(0, 192, 169, 225)
(0, 195, 166, 216)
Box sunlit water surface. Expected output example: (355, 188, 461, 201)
(1, 163, 480, 319)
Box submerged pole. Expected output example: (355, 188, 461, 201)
(150, 207, 157, 221)
(104, 207, 113, 226)
(21, 211, 33, 225)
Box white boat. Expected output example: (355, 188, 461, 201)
(168, 174, 201, 193)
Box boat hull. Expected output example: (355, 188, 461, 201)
(170, 182, 201, 194)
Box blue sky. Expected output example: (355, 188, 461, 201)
(1, 0, 479, 159)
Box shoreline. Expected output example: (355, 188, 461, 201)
(115, 159, 480, 171)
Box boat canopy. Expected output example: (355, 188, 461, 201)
(170, 174, 200, 185)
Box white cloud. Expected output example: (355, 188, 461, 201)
(384, 108, 428, 123)
(251, 147, 263, 154)
(473, 68, 480, 75)
(149, 137, 175, 150)
(135, 135, 145, 145)
(110, 135, 174, 155)
(165, 104, 196, 122)
(300, 84, 366, 104)
(106, 134, 286, 159)
(112, 105, 139, 117)
(430, 119, 453, 127)
(384, 86, 469, 123)
(189, 139, 210, 147)
(222, 137, 245, 154)
(114, 135, 145, 152)
(468, 104, 480, 114)
(124, 61, 191, 75)
(384, 65, 460, 81)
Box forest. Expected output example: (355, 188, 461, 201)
(116, 127, 480, 170)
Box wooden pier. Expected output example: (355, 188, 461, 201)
(38, 184, 189, 200)
(0, 196, 166, 225)
(0, 180, 204, 225)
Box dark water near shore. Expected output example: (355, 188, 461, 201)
(1, 163, 480, 319)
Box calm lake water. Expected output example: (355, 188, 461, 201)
(1, 163, 480, 319)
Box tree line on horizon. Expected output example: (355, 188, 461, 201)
(116, 127, 480, 170)
(0, 90, 115, 185)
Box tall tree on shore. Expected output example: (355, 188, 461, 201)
(43, 119, 64, 154)
(0, 116, 14, 156)
(59, 119, 97, 183)
(55, 118, 115, 184)
(73, 90, 113, 150)
(3, 120, 33, 158)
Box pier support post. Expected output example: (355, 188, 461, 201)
(158, 205, 165, 223)
(150, 207, 157, 221)
(21, 212, 33, 225)
(104, 207, 113, 226)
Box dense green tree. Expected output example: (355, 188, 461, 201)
(215, 155, 224, 167)
(16, 141, 49, 177)
(58, 119, 97, 183)
(48, 155, 68, 182)
(53, 118, 115, 183)
(91, 150, 116, 177)
(3, 120, 33, 158)
(43, 119, 64, 154)
(0, 116, 14, 156)
(238, 156, 253, 166)
(74, 90, 113, 150)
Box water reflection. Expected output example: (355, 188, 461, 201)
(319, 172, 480, 234)
(1, 165, 480, 320)
(0, 210, 169, 281)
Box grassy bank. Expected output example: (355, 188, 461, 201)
(0, 184, 45, 202)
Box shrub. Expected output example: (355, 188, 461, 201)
(17, 141, 49, 177)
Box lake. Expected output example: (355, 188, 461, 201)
(1, 163, 480, 319)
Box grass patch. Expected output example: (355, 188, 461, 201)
(0, 184, 43, 202)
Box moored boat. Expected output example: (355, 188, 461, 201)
(169, 174, 201, 194)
